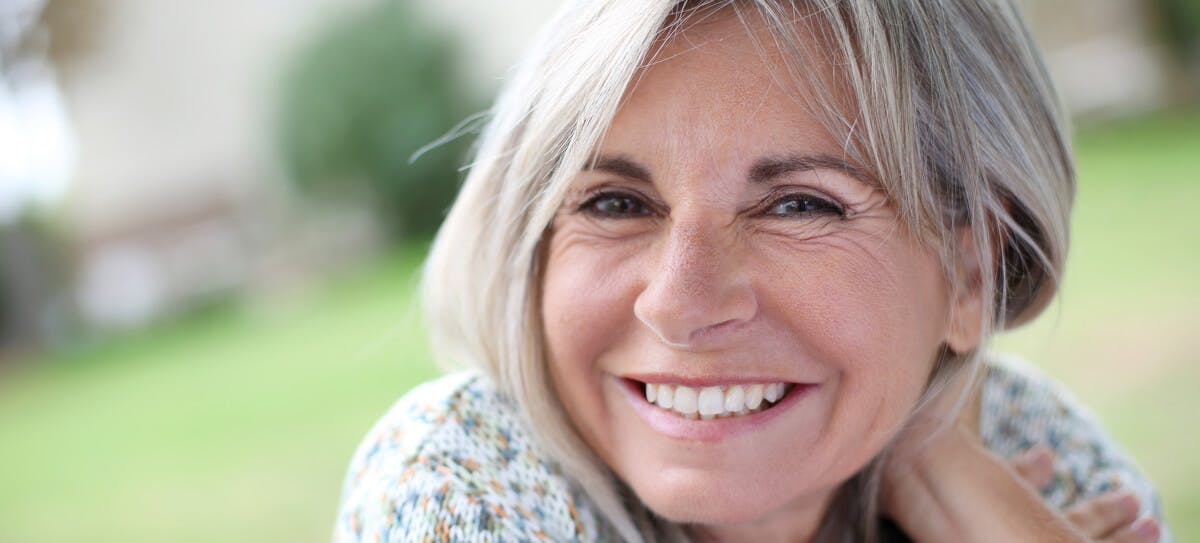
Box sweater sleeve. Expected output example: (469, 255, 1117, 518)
(332, 373, 603, 543)
(980, 354, 1173, 542)
(334, 459, 479, 542)
(334, 459, 563, 543)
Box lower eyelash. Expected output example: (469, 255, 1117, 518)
(576, 192, 651, 218)
(766, 195, 845, 217)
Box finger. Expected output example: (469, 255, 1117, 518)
(1101, 515, 1161, 543)
(1065, 489, 1141, 539)
(1010, 445, 1055, 490)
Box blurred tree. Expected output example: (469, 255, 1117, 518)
(0, 216, 66, 358)
(278, 1, 477, 241)
(1151, 0, 1200, 98)
(0, 0, 73, 359)
(1155, 0, 1200, 61)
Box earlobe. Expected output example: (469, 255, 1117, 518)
(944, 228, 985, 354)
(945, 288, 984, 354)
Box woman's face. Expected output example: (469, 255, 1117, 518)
(541, 15, 977, 533)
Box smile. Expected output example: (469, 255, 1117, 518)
(619, 376, 817, 442)
(645, 382, 790, 419)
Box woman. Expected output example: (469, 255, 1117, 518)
(334, 1, 1170, 541)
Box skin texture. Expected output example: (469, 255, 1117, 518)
(882, 370, 1160, 543)
(539, 14, 982, 541)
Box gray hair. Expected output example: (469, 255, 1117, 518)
(422, 1, 1073, 541)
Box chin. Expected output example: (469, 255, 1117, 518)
(623, 464, 833, 526)
(643, 493, 774, 525)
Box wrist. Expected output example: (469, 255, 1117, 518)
(882, 425, 977, 540)
(884, 428, 1085, 543)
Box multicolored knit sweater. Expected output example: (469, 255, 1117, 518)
(332, 355, 1171, 542)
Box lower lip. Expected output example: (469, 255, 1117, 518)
(617, 378, 817, 443)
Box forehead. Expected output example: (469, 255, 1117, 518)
(602, 9, 841, 165)
(644, 16, 780, 101)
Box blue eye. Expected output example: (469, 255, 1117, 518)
(767, 194, 844, 217)
(579, 192, 652, 218)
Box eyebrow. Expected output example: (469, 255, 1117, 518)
(749, 154, 875, 186)
(585, 155, 654, 184)
(584, 153, 874, 186)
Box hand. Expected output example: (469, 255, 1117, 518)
(1011, 446, 1162, 543)
(880, 367, 1088, 542)
(881, 365, 983, 505)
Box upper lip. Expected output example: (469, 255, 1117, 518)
(620, 372, 812, 387)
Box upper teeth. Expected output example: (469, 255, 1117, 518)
(645, 383, 789, 419)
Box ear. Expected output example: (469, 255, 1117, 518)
(943, 227, 985, 354)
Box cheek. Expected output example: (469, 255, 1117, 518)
(540, 232, 646, 449)
(541, 240, 639, 370)
(761, 236, 949, 429)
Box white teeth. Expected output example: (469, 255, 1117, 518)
(673, 387, 698, 416)
(656, 385, 674, 409)
(643, 382, 790, 419)
(697, 387, 724, 416)
(745, 384, 764, 410)
(764, 383, 779, 403)
(725, 386, 745, 413)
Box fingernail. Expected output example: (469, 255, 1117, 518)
(1132, 516, 1160, 540)
(1031, 450, 1053, 471)
(1027, 452, 1054, 483)
(1018, 446, 1051, 468)
(1117, 491, 1140, 516)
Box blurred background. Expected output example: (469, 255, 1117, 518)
(0, 0, 1196, 541)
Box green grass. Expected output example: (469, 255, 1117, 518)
(0, 249, 440, 543)
(1, 109, 1198, 542)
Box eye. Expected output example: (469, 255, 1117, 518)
(578, 191, 653, 218)
(766, 194, 844, 217)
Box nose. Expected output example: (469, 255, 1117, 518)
(633, 219, 758, 349)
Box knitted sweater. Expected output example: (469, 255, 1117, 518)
(332, 355, 1171, 542)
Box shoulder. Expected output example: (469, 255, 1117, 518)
(332, 372, 610, 542)
(979, 353, 1172, 539)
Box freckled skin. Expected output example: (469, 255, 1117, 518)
(539, 14, 974, 542)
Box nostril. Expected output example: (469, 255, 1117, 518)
(688, 318, 745, 342)
(633, 277, 758, 345)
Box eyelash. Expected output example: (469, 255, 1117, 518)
(576, 190, 655, 219)
(763, 193, 845, 218)
(576, 189, 845, 219)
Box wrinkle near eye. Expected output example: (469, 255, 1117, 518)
(555, 204, 660, 242)
(794, 170, 887, 210)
